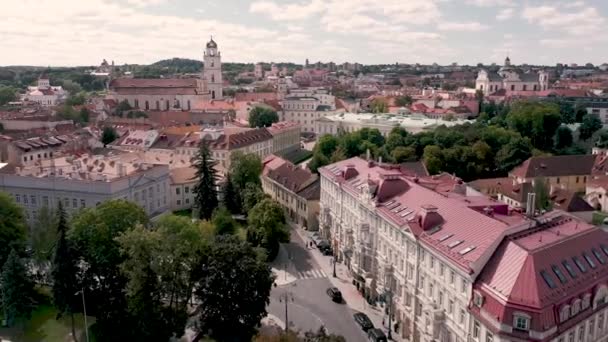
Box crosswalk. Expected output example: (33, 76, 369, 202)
(296, 268, 327, 279)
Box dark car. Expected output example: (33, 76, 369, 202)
(367, 328, 387, 342)
(353, 312, 374, 331)
(326, 287, 342, 303)
(317, 240, 332, 255)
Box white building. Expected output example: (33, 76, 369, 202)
(0, 152, 170, 222)
(280, 88, 343, 133)
(23, 74, 67, 107)
(319, 157, 608, 342)
(315, 112, 472, 136)
(475, 57, 550, 93)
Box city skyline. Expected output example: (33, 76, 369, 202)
(2, 0, 608, 67)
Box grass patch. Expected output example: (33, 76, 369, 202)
(173, 209, 193, 218)
(0, 304, 95, 342)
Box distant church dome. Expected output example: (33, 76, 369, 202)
(206, 37, 217, 49)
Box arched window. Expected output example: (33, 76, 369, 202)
(174, 99, 180, 109)
(583, 293, 592, 310)
(560, 305, 570, 322)
(211, 74, 215, 83)
(145, 101, 149, 110)
(212, 91, 216, 99)
(571, 299, 582, 316)
(166, 100, 170, 111)
(156, 101, 160, 110)
(187, 100, 191, 110)
(134, 99, 139, 108)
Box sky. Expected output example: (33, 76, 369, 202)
(2, 0, 608, 66)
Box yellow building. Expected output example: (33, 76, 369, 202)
(509, 155, 597, 193)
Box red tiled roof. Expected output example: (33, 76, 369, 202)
(234, 92, 277, 102)
(266, 121, 301, 135)
(320, 157, 525, 273)
(210, 127, 272, 150)
(110, 78, 199, 95)
(474, 215, 608, 336)
(510, 155, 597, 179)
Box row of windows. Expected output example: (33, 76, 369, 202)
(22, 151, 54, 162)
(131, 98, 191, 111)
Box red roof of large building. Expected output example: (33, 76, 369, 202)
(109, 78, 200, 95)
(510, 155, 598, 179)
(473, 214, 608, 340)
(320, 157, 526, 274)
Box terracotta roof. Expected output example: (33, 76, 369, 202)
(510, 155, 597, 179)
(400, 161, 429, 177)
(474, 214, 608, 336)
(550, 188, 594, 212)
(170, 166, 196, 184)
(110, 78, 199, 95)
(210, 127, 272, 150)
(266, 121, 301, 135)
(234, 92, 277, 102)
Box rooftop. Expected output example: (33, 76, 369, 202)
(510, 155, 598, 179)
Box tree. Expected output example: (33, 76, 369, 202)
(193, 235, 274, 341)
(230, 151, 263, 191)
(249, 107, 279, 128)
(370, 98, 389, 113)
(574, 101, 588, 122)
(394, 95, 413, 107)
(212, 207, 237, 235)
(101, 126, 118, 146)
(315, 135, 339, 158)
(193, 141, 219, 220)
(308, 152, 329, 173)
(0, 191, 27, 268)
(79, 107, 90, 123)
(221, 173, 241, 214)
(243, 183, 267, 213)
(495, 137, 533, 173)
(69, 200, 148, 341)
(391, 146, 417, 163)
(247, 199, 289, 260)
(29, 206, 58, 272)
(579, 114, 603, 141)
(506, 101, 561, 150)
(65, 93, 86, 106)
(51, 203, 80, 341)
(554, 126, 573, 149)
(1, 248, 35, 327)
(534, 178, 552, 211)
(61, 80, 83, 95)
(0, 86, 18, 105)
(116, 99, 132, 116)
(330, 147, 347, 163)
(422, 145, 443, 175)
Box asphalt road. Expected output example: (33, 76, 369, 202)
(268, 229, 368, 342)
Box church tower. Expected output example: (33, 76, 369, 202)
(203, 37, 223, 100)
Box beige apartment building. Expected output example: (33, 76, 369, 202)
(267, 121, 301, 156)
(262, 155, 320, 230)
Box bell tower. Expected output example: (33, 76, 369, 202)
(203, 36, 223, 100)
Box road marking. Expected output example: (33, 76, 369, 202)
(297, 269, 328, 279)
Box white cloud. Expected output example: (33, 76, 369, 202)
(124, 0, 167, 7)
(466, 0, 513, 7)
(522, 4, 606, 35)
(438, 21, 489, 31)
(249, 0, 325, 21)
(496, 8, 514, 21)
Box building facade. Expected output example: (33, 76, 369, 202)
(318, 157, 607, 342)
(23, 74, 67, 106)
(280, 88, 342, 133)
(476, 57, 550, 93)
(107, 38, 222, 110)
(262, 155, 320, 230)
(0, 153, 170, 222)
(267, 121, 301, 156)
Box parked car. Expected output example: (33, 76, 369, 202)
(320, 245, 333, 256)
(353, 312, 374, 331)
(367, 328, 387, 342)
(326, 287, 342, 303)
(317, 240, 331, 252)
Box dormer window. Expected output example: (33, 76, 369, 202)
(473, 291, 484, 307)
(513, 313, 530, 331)
(560, 305, 570, 322)
(571, 299, 582, 316)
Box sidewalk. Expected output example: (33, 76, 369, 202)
(271, 243, 298, 286)
(292, 225, 406, 341)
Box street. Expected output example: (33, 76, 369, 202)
(268, 226, 368, 342)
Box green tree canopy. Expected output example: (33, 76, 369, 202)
(370, 98, 389, 113)
(221, 173, 241, 214)
(392, 146, 417, 163)
(193, 235, 274, 341)
(243, 183, 267, 213)
(249, 107, 279, 128)
(554, 126, 573, 150)
(101, 126, 119, 146)
(1, 248, 35, 327)
(247, 199, 289, 260)
(193, 141, 219, 220)
(506, 101, 562, 150)
(0, 192, 27, 268)
(394, 95, 413, 107)
(579, 114, 603, 141)
(0, 86, 18, 105)
(229, 151, 263, 191)
(212, 207, 237, 235)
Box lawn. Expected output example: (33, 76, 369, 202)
(0, 304, 95, 342)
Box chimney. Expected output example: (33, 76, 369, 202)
(526, 192, 536, 217)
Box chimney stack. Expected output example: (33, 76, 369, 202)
(526, 192, 536, 217)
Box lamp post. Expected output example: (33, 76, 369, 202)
(333, 249, 337, 278)
(279, 289, 294, 332)
(385, 288, 393, 340)
(76, 287, 90, 342)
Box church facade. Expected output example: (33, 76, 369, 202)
(108, 38, 223, 111)
(475, 57, 550, 93)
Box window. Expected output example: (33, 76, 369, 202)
(15, 195, 20, 203)
(448, 299, 454, 314)
(552, 265, 568, 284)
(541, 270, 557, 289)
(562, 260, 577, 278)
(459, 309, 466, 324)
(589, 319, 595, 338)
(43, 196, 49, 206)
(576, 176, 580, 183)
(573, 256, 587, 273)
(428, 282, 434, 297)
(450, 271, 455, 285)
(592, 248, 606, 264)
(23, 195, 28, 204)
(514, 314, 530, 331)
(185, 186, 190, 194)
(439, 291, 444, 306)
(440, 263, 445, 276)
(461, 279, 467, 293)
(511, 85, 515, 91)
(473, 320, 481, 339)
(568, 332, 574, 342)
(560, 305, 570, 322)
(583, 253, 597, 269)
(557, 177, 561, 184)
(81, 199, 86, 208)
(177, 200, 181, 205)
(486, 332, 493, 342)
(31, 195, 36, 205)
(473, 291, 484, 307)
(578, 325, 584, 341)
(72, 198, 77, 208)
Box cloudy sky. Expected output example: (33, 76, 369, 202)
(2, 0, 607, 66)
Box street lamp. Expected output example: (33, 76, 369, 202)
(76, 287, 90, 342)
(279, 288, 294, 332)
(332, 249, 337, 278)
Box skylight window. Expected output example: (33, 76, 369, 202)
(562, 260, 577, 278)
(573, 256, 587, 273)
(427, 225, 442, 235)
(448, 240, 463, 249)
(551, 265, 567, 284)
(459, 246, 476, 255)
(438, 233, 454, 242)
(540, 270, 557, 289)
(584, 253, 597, 269)
(593, 249, 606, 265)
(601, 244, 608, 257)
